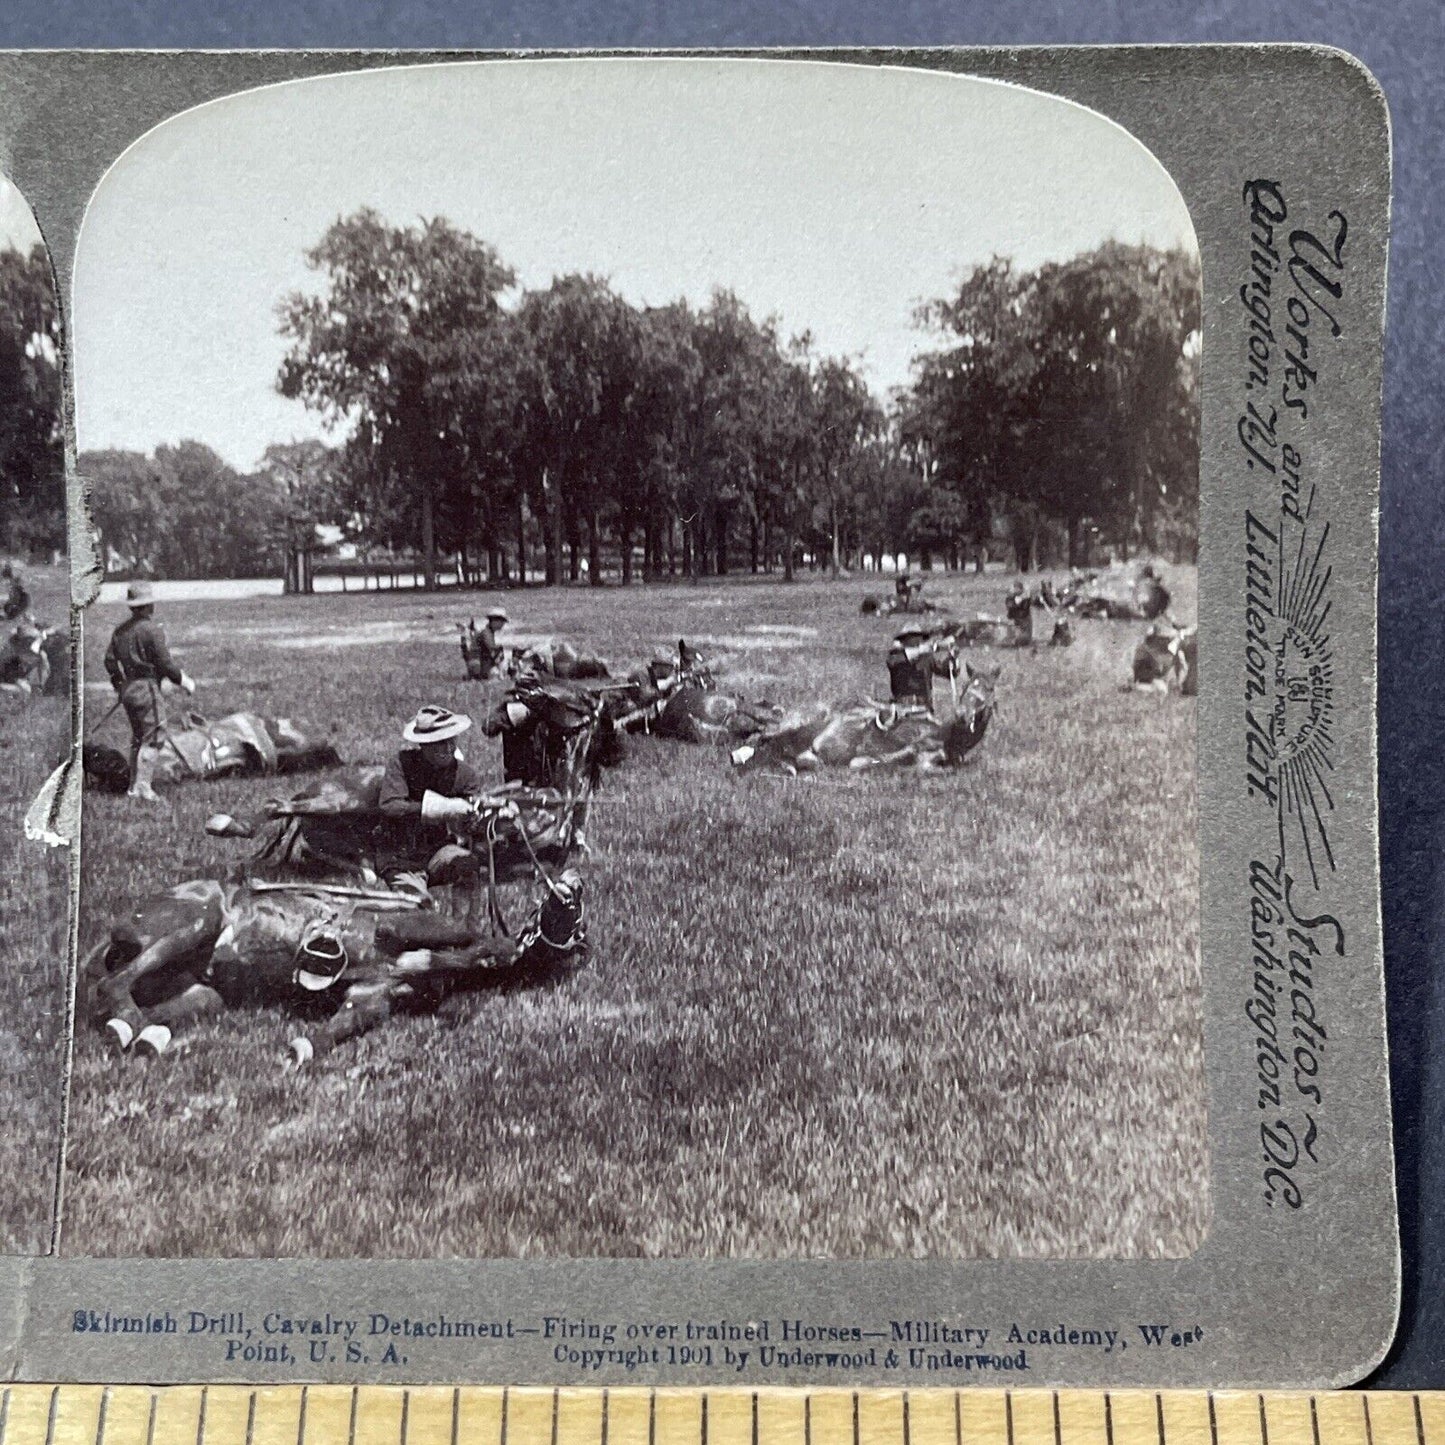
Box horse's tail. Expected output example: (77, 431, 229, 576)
(76, 937, 115, 1023)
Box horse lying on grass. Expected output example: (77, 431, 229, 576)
(944, 614, 1074, 650)
(208, 776, 589, 888)
(860, 592, 949, 617)
(508, 638, 612, 681)
(731, 663, 999, 774)
(650, 687, 786, 745)
(81, 871, 585, 1064)
(83, 712, 341, 796)
(587, 640, 784, 745)
(1060, 563, 1172, 621)
(207, 681, 613, 885)
(1130, 621, 1198, 695)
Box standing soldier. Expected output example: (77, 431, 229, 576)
(887, 624, 936, 711)
(475, 609, 509, 678)
(103, 581, 194, 798)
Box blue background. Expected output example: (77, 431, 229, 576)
(3, 0, 1439, 1386)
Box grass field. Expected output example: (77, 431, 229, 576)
(0, 563, 72, 1254)
(64, 566, 1205, 1260)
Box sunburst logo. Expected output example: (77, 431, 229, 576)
(1272, 514, 1336, 889)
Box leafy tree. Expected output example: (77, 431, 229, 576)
(809, 355, 882, 576)
(278, 209, 516, 589)
(0, 244, 64, 556)
(84, 442, 280, 579)
(903, 244, 1200, 568)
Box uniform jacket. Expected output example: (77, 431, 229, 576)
(376, 748, 485, 872)
(105, 614, 184, 691)
(887, 642, 934, 706)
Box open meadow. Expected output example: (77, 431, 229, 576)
(64, 566, 1205, 1260)
(0, 563, 72, 1254)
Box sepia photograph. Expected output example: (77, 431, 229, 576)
(0, 174, 70, 1253)
(66, 58, 1205, 1261)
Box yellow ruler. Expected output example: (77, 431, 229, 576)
(0, 1389, 1439, 1445)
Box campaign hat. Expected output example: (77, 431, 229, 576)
(403, 704, 473, 744)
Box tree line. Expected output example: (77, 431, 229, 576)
(83, 209, 1201, 585)
(0, 243, 65, 559)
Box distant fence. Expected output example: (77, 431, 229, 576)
(308, 559, 469, 593)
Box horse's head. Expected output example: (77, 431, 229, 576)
(677, 639, 713, 688)
(943, 662, 999, 766)
(526, 867, 587, 957)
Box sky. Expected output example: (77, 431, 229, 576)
(73, 57, 1197, 472)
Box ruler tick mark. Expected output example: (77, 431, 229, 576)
(550, 1391, 559, 1445)
(146, 1392, 158, 1445)
(0, 1385, 10, 1445)
(1259, 1396, 1270, 1445)
(296, 1387, 308, 1445)
(1362, 1396, 1375, 1445)
(804, 1395, 811, 1445)
(952, 1392, 961, 1445)
(853, 1394, 860, 1445)
(44, 1386, 59, 1445)
(97, 1387, 111, 1445)
(449, 1389, 459, 1445)
(1417, 1398, 1428, 1445)
(401, 1391, 411, 1445)
(601, 1392, 610, 1445)
(647, 1391, 655, 1445)
(1006, 1392, 1015, 1445)
(196, 1387, 209, 1445)
(1105, 1394, 1114, 1445)
(1156, 1395, 1165, 1445)
(750, 1394, 758, 1445)
(1208, 1394, 1218, 1445)
(501, 1388, 510, 1445)
(1053, 1393, 1062, 1445)
(1309, 1397, 1321, 1445)
(701, 1394, 709, 1445)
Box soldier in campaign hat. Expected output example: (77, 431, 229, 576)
(103, 581, 195, 798)
(377, 704, 485, 887)
(476, 608, 509, 678)
(886, 623, 936, 710)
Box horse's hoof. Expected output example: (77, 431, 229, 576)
(134, 1023, 171, 1057)
(288, 1037, 314, 1068)
(103, 1018, 134, 1053)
